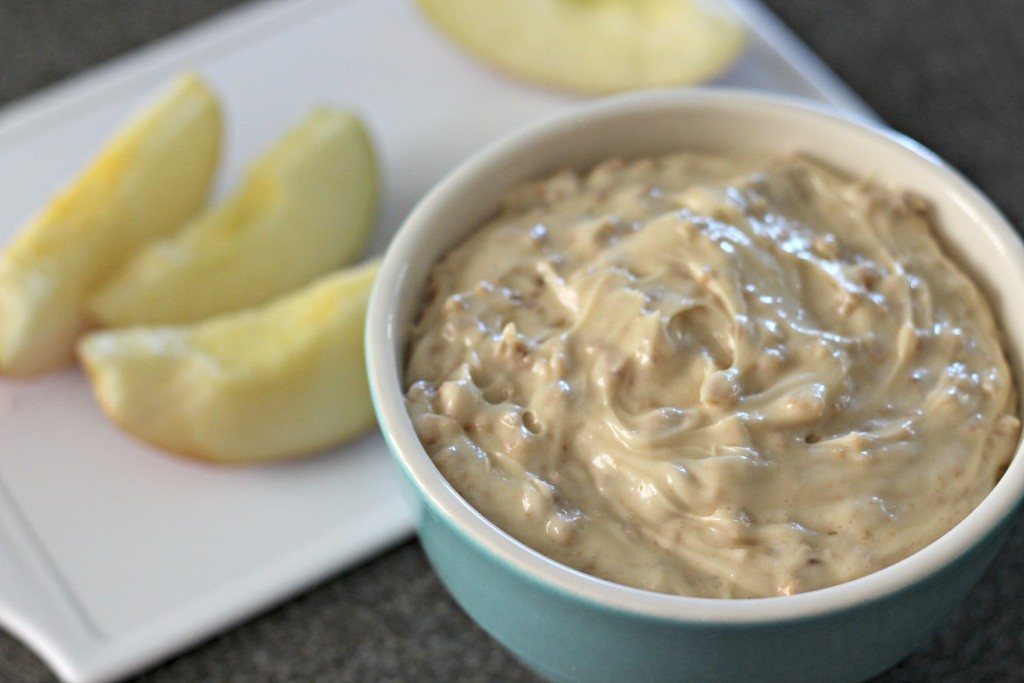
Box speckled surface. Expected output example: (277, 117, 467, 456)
(1, 1, 1023, 681)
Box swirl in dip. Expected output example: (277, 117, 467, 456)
(403, 153, 1020, 598)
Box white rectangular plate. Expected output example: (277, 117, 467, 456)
(0, 1, 871, 681)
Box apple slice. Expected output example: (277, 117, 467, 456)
(0, 73, 222, 376)
(416, 0, 746, 94)
(90, 108, 378, 327)
(78, 259, 380, 464)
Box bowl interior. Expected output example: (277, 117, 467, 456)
(367, 88, 1024, 622)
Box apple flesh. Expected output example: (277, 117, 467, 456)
(0, 74, 222, 376)
(416, 0, 746, 94)
(77, 259, 380, 463)
(89, 108, 379, 327)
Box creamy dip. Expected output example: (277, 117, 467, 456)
(404, 153, 1020, 599)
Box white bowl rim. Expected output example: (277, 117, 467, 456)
(367, 87, 1024, 625)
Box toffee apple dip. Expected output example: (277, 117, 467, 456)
(403, 153, 1021, 599)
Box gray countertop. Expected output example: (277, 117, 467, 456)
(2, 1, 1023, 681)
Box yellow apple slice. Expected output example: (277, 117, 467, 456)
(0, 73, 222, 376)
(78, 258, 380, 464)
(416, 0, 746, 94)
(90, 108, 378, 327)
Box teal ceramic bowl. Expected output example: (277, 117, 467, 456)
(365, 89, 1024, 683)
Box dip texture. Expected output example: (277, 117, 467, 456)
(404, 153, 1021, 598)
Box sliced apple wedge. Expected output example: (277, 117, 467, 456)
(416, 0, 746, 94)
(90, 108, 378, 327)
(0, 73, 222, 376)
(78, 259, 380, 464)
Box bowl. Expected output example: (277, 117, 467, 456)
(365, 89, 1024, 683)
